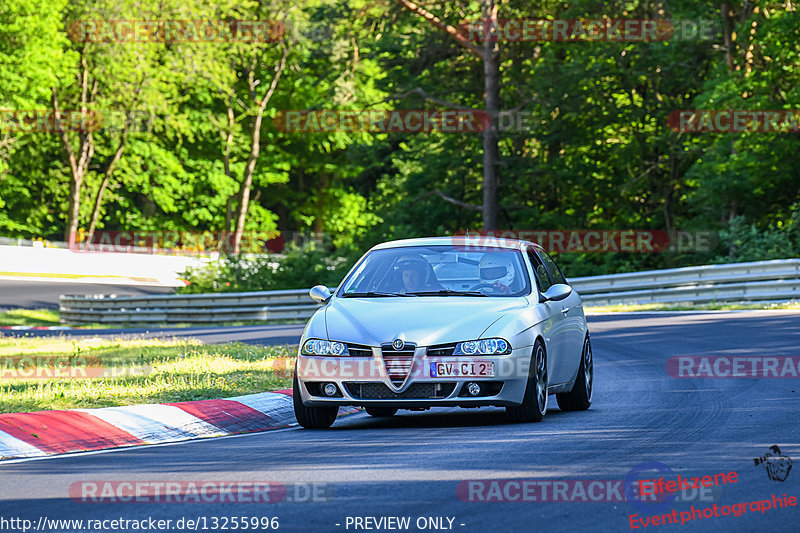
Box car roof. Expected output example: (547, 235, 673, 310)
(371, 236, 530, 251)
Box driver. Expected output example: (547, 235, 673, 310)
(397, 258, 439, 293)
(478, 253, 515, 294)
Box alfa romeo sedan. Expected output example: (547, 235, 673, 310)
(292, 236, 593, 428)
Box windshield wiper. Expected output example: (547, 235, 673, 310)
(342, 291, 417, 297)
(407, 290, 487, 297)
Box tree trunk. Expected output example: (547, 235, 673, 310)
(223, 97, 236, 236)
(395, 0, 501, 229)
(728, 201, 738, 257)
(481, 0, 500, 230)
(232, 47, 289, 253)
(53, 75, 94, 247)
(87, 122, 129, 243)
(65, 173, 83, 247)
(720, 3, 736, 71)
(86, 178, 108, 245)
(720, 2, 745, 258)
(314, 173, 328, 234)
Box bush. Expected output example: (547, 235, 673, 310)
(712, 209, 799, 263)
(178, 243, 351, 293)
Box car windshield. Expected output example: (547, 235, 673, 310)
(338, 245, 531, 297)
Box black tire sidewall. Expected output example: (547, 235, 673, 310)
(506, 340, 547, 422)
(556, 334, 592, 411)
(293, 371, 338, 428)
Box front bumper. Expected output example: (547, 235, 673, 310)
(295, 346, 532, 408)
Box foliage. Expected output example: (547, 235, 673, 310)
(713, 207, 800, 263)
(1, 0, 798, 282)
(179, 243, 352, 292)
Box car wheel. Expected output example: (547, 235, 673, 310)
(556, 334, 593, 411)
(292, 373, 338, 429)
(365, 407, 398, 417)
(506, 340, 547, 423)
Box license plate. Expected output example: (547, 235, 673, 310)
(430, 361, 494, 378)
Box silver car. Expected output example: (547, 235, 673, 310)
(293, 236, 593, 428)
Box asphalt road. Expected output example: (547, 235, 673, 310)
(0, 280, 173, 309)
(1, 311, 799, 533)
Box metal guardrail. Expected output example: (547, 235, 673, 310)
(59, 289, 327, 325)
(569, 259, 800, 306)
(59, 259, 800, 324)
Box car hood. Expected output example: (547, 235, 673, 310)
(323, 296, 530, 346)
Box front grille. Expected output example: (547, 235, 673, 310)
(427, 344, 456, 357)
(381, 343, 415, 386)
(344, 382, 456, 400)
(346, 343, 372, 357)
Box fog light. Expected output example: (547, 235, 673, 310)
(323, 383, 338, 396)
(466, 382, 481, 396)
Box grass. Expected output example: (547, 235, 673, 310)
(585, 300, 800, 313)
(0, 335, 295, 413)
(0, 309, 61, 327)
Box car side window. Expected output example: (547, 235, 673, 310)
(526, 248, 552, 293)
(538, 249, 568, 285)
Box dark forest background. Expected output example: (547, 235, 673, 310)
(1, 1, 798, 288)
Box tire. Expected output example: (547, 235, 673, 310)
(292, 373, 338, 429)
(556, 334, 593, 411)
(365, 407, 398, 417)
(506, 340, 548, 423)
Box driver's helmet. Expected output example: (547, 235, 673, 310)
(479, 253, 515, 287)
(395, 257, 431, 287)
(396, 258, 429, 276)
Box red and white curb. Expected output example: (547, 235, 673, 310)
(0, 389, 358, 461)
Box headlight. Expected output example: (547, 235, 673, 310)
(301, 339, 350, 356)
(453, 338, 510, 355)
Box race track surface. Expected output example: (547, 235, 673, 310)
(0, 280, 173, 309)
(1, 311, 798, 532)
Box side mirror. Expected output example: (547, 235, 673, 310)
(542, 283, 572, 302)
(309, 285, 332, 303)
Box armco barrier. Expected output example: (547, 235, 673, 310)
(59, 289, 326, 325)
(570, 259, 800, 306)
(59, 259, 800, 324)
